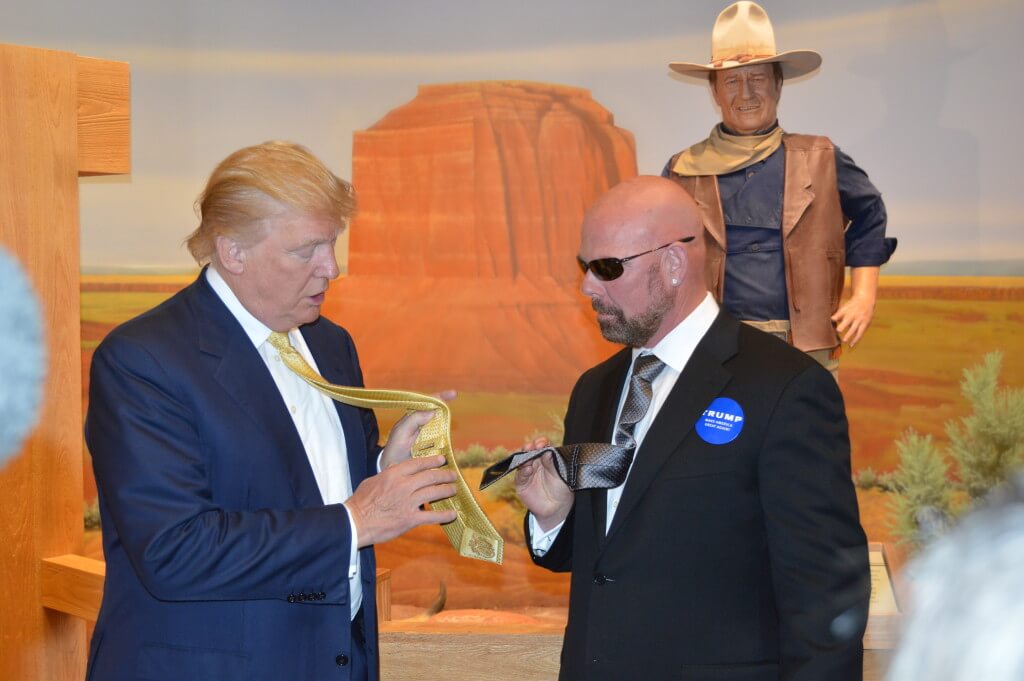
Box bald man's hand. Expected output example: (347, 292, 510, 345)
(515, 437, 574, 532)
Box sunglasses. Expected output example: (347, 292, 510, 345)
(577, 236, 696, 282)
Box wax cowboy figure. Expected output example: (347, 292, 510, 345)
(663, 1, 896, 374)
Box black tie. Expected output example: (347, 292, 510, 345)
(480, 354, 666, 491)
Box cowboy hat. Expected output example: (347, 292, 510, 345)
(669, 1, 821, 82)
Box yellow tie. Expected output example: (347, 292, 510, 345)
(267, 331, 503, 564)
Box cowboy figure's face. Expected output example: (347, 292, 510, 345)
(712, 63, 781, 135)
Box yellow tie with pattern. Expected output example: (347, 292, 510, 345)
(267, 331, 503, 564)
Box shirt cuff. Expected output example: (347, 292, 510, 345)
(528, 513, 565, 557)
(846, 237, 897, 267)
(344, 503, 360, 581)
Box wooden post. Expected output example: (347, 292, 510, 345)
(0, 43, 129, 681)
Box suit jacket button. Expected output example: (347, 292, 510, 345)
(287, 594, 296, 603)
(593, 573, 607, 585)
(335, 654, 349, 666)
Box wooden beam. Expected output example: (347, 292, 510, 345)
(0, 42, 127, 680)
(377, 566, 392, 622)
(76, 55, 130, 176)
(0, 42, 86, 681)
(865, 542, 902, 651)
(40, 555, 106, 623)
(379, 630, 560, 681)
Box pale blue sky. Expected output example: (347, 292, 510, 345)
(2, 0, 1019, 273)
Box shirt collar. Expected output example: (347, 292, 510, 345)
(205, 266, 278, 349)
(634, 292, 719, 373)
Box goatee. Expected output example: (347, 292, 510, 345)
(592, 272, 672, 347)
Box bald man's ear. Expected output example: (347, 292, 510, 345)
(665, 243, 688, 286)
(215, 235, 246, 275)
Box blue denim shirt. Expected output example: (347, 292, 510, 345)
(663, 145, 895, 321)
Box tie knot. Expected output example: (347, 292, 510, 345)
(632, 353, 665, 383)
(267, 331, 293, 353)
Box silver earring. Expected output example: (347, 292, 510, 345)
(671, 278, 679, 286)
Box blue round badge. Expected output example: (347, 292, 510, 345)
(696, 397, 745, 445)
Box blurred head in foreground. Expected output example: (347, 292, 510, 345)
(886, 470, 1024, 681)
(0, 246, 44, 468)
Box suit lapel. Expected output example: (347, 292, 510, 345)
(602, 312, 739, 546)
(300, 321, 371, 487)
(587, 350, 632, 545)
(191, 273, 324, 508)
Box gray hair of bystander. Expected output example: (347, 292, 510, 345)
(886, 470, 1024, 681)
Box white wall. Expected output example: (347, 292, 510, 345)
(2, 0, 1019, 273)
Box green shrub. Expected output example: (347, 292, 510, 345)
(84, 499, 101, 531)
(877, 352, 1023, 547)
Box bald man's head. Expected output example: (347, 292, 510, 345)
(578, 176, 707, 348)
(586, 176, 700, 236)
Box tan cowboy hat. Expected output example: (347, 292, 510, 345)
(669, 1, 821, 82)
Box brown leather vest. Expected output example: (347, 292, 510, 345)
(670, 134, 846, 352)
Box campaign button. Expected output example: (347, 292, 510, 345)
(696, 397, 745, 445)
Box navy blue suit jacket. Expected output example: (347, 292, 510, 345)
(85, 272, 382, 681)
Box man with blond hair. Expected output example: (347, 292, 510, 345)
(86, 141, 456, 681)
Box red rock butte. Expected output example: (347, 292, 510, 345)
(324, 81, 637, 394)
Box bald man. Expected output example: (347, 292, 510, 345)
(517, 177, 870, 680)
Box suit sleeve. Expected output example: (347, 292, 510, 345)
(758, 364, 871, 680)
(86, 334, 351, 604)
(526, 507, 575, 572)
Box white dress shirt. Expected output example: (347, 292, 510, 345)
(531, 292, 720, 554)
(206, 267, 362, 618)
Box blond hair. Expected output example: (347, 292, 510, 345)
(186, 141, 356, 264)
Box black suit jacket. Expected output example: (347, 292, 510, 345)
(532, 311, 870, 681)
(85, 272, 382, 681)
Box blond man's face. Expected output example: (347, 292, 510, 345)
(234, 210, 342, 332)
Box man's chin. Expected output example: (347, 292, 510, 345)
(295, 306, 322, 327)
(597, 320, 626, 344)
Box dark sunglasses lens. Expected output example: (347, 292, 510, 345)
(590, 258, 623, 281)
(577, 257, 624, 281)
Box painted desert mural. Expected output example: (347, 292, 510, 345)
(78, 81, 1024, 625)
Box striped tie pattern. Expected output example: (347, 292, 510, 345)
(481, 354, 666, 491)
